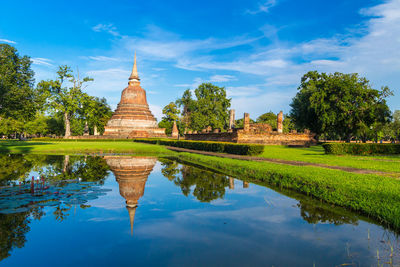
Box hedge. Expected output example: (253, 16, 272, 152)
(322, 143, 400, 155)
(134, 139, 264, 156)
(30, 137, 132, 142)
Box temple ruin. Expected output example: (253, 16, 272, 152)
(102, 53, 166, 138)
(185, 110, 317, 146)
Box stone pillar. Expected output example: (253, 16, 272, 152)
(243, 181, 249, 188)
(171, 121, 179, 138)
(229, 109, 235, 129)
(277, 111, 283, 133)
(93, 125, 99, 136)
(243, 113, 250, 132)
(83, 121, 89, 136)
(229, 177, 234, 189)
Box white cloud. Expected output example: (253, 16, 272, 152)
(210, 74, 237, 82)
(227, 85, 262, 97)
(0, 38, 16, 44)
(175, 77, 204, 89)
(246, 0, 277, 14)
(86, 56, 121, 62)
(92, 23, 120, 36)
(32, 57, 53, 67)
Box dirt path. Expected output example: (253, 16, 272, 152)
(167, 146, 399, 178)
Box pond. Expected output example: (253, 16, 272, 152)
(0, 154, 399, 266)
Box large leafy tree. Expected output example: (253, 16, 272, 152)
(0, 44, 36, 128)
(36, 66, 93, 137)
(290, 71, 392, 142)
(83, 96, 112, 135)
(176, 83, 231, 131)
(158, 102, 180, 135)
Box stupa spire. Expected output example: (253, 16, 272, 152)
(127, 205, 137, 236)
(129, 51, 140, 82)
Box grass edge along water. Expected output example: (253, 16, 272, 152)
(170, 152, 400, 231)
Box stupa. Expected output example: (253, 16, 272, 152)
(104, 156, 157, 235)
(103, 52, 166, 138)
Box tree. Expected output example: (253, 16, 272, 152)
(24, 114, 49, 137)
(158, 102, 180, 135)
(290, 71, 392, 142)
(0, 117, 24, 137)
(176, 83, 231, 131)
(256, 111, 277, 129)
(36, 66, 93, 137)
(83, 96, 112, 135)
(176, 89, 196, 130)
(0, 44, 36, 122)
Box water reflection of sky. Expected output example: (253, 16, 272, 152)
(0, 155, 398, 266)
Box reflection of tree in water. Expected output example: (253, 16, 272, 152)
(0, 154, 35, 186)
(0, 154, 111, 261)
(0, 205, 45, 261)
(161, 160, 229, 202)
(0, 154, 110, 186)
(42, 155, 110, 184)
(0, 212, 30, 260)
(297, 199, 359, 225)
(159, 159, 179, 181)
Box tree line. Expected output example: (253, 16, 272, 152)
(0, 44, 112, 138)
(159, 73, 397, 143)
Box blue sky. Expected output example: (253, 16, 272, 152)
(1, 0, 399, 120)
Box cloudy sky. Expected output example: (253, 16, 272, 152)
(1, 0, 399, 120)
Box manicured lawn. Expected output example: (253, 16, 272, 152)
(0, 140, 173, 155)
(174, 152, 400, 230)
(260, 145, 400, 173)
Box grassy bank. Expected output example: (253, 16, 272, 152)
(172, 152, 400, 230)
(0, 140, 172, 155)
(260, 145, 400, 173)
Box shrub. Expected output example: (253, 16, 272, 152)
(30, 137, 132, 142)
(322, 143, 400, 155)
(134, 139, 264, 156)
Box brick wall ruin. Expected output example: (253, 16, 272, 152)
(185, 110, 317, 146)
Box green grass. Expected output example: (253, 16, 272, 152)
(259, 145, 400, 173)
(173, 152, 400, 230)
(0, 140, 172, 155)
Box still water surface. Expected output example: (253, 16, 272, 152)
(0, 154, 399, 266)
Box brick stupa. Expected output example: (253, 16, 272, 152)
(103, 53, 166, 138)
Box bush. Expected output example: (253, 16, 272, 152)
(30, 137, 132, 142)
(322, 143, 400, 155)
(134, 139, 264, 156)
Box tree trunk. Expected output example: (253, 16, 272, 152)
(64, 112, 71, 138)
(63, 155, 70, 173)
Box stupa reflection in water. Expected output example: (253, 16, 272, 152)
(104, 156, 157, 235)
